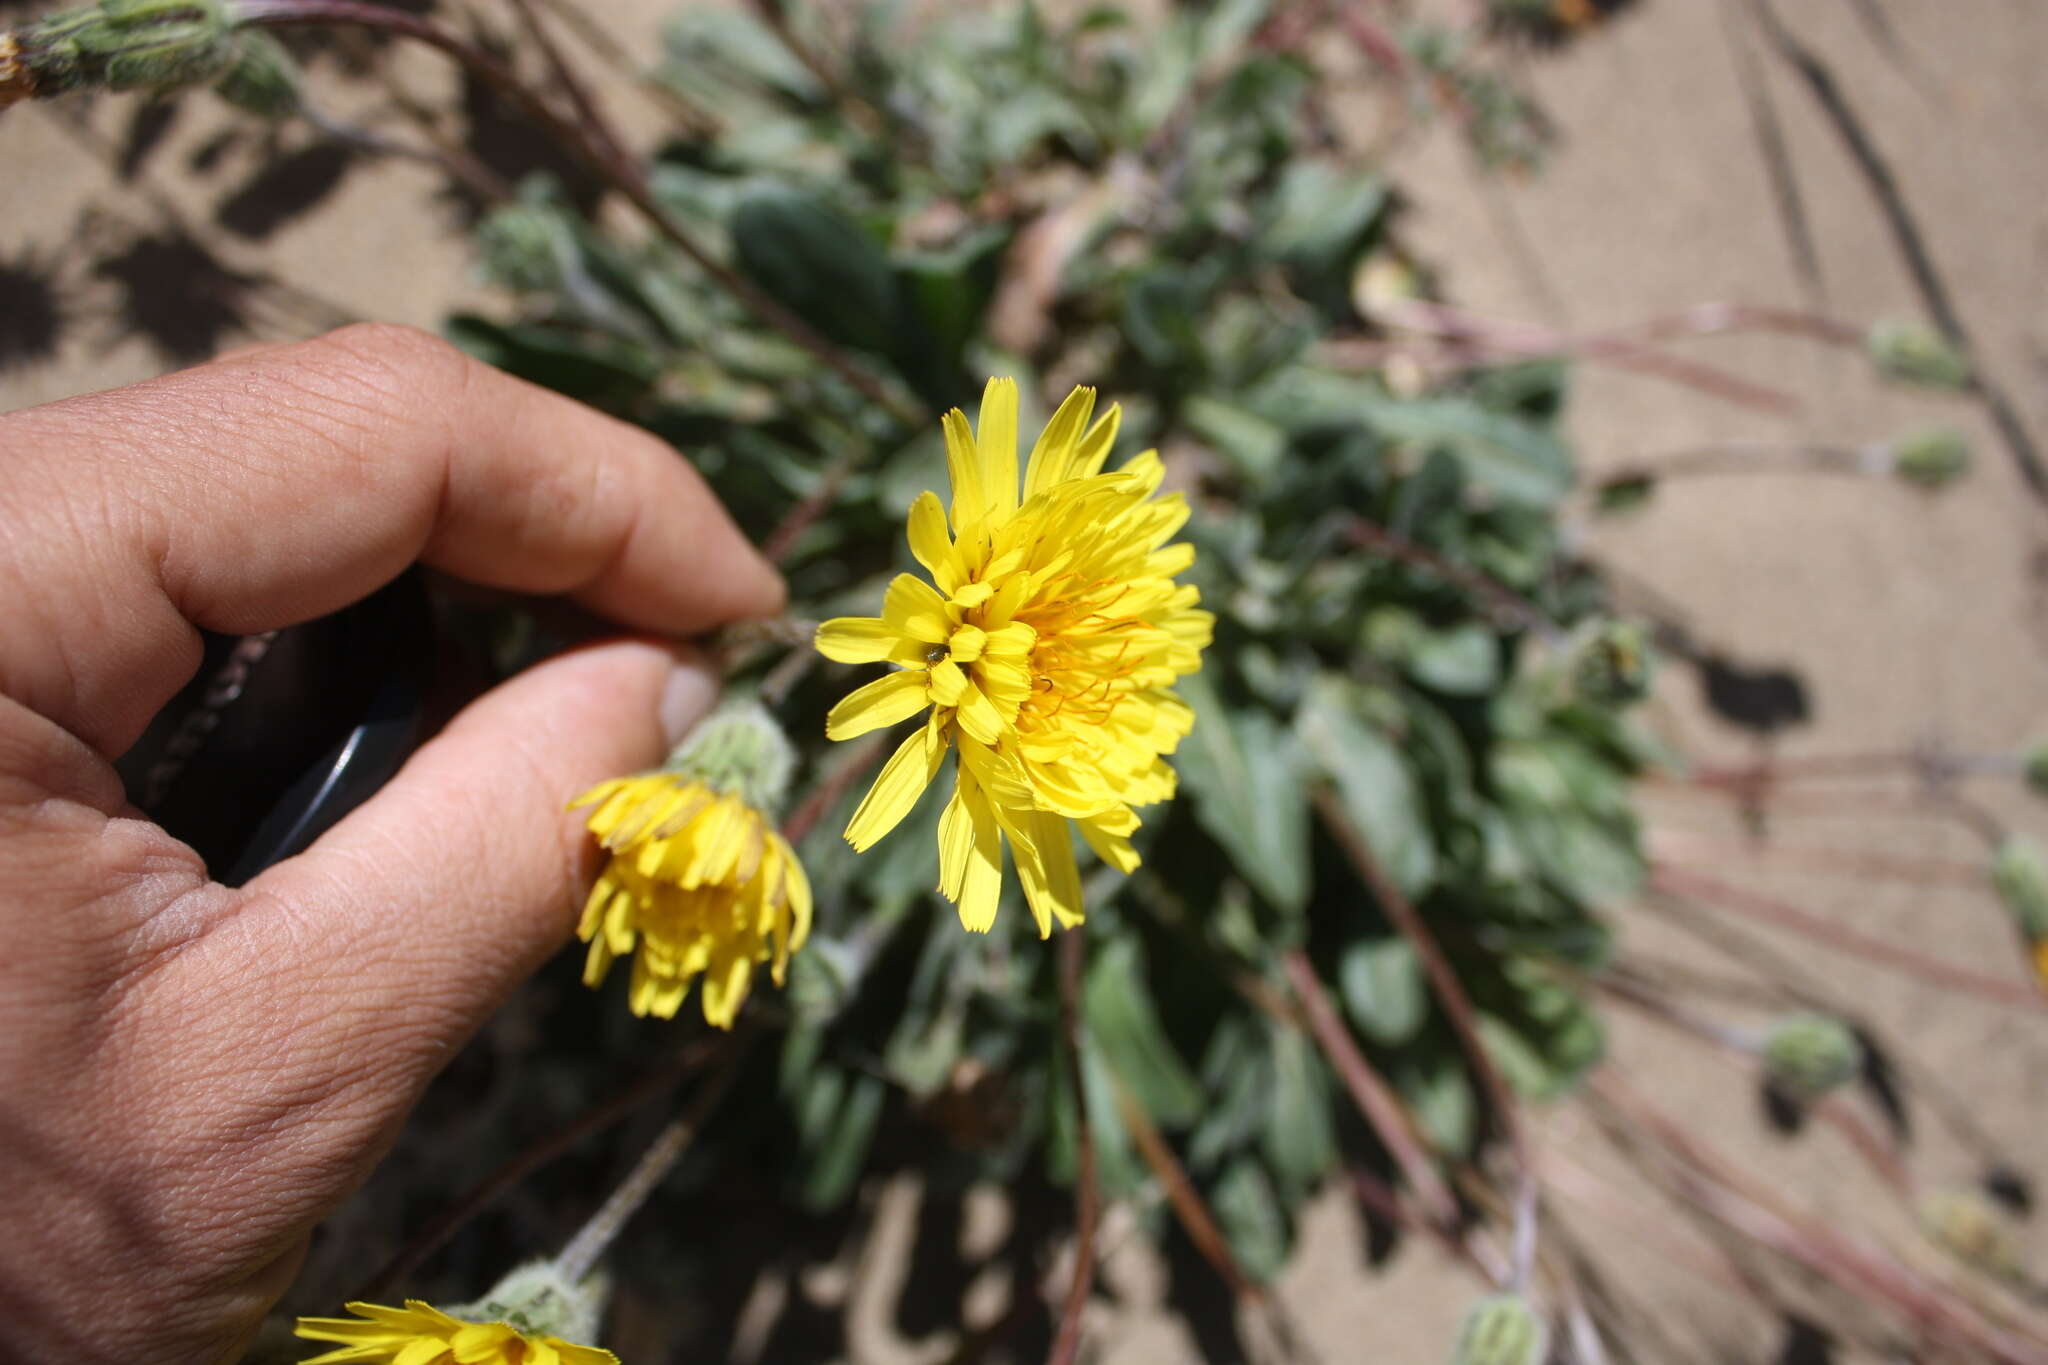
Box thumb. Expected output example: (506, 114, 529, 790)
(235, 638, 716, 1083)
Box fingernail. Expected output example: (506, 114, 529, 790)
(659, 648, 719, 750)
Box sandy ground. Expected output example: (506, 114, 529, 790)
(3, 2, 2045, 1361)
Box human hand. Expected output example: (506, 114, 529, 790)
(0, 324, 783, 1363)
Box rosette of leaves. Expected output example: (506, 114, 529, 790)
(454, 0, 1633, 1326)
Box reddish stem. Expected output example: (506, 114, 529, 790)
(1046, 932, 1099, 1365)
(1652, 863, 2047, 1014)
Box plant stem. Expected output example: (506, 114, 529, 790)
(1651, 863, 2047, 1014)
(1047, 932, 1098, 1365)
(1342, 515, 1558, 640)
(1280, 949, 1466, 1241)
(234, 0, 920, 426)
(1585, 969, 1914, 1200)
(354, 1036, 722, 1300)
(1646, 830, 1989, 889)
(1591, 1072, 2048, 1364)
(1311, 786, 1541, 1285)
(1595, 442, 1875, 485)
(553, 1034, 749, 1285)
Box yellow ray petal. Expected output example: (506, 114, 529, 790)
(1022, 385, 1099, 498)
(883, 572, 953, 643)
(943, 407, 989, 530)
(978, 376, 1021, 518)
(825, 668, 932, 740)
(817, 616, 921, 665)
(906, 490, 962, 593)
(1072, 402, 1123, 480)
(952, 771, 1005, 932)
(845, 719, 946, 851)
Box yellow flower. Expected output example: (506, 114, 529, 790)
(294, 1300, 617, 1365)
(816, 378, 1212, 935)
(572, 771, 811, 1028)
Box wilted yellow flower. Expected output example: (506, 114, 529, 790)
(294, 1300, 617, 1365)
(571, 701, 810, 1028)
(816, 378, 1212, 935)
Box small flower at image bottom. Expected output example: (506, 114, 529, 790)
(572, 703, 810, 1028)
(816, 378, 1213, 935)
(293, 1300, 617, 1365)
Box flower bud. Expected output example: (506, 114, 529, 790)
(449, 1260, 611, 1346)
(1592, 472, 1655, 516)
(1567, 618, 1655, 707)
(16, 0, 240, 99)
(2021, 742, 2048, 799)
(1867, 319, 1971, 391)
(476, 201, 571, 294)
(1992, 836, 2048, 942)
(1888, 428, 1970, 490)
(1920, 1189, 2021, 1281)
(1762, 1012, 1862, 1102)
(666, 697, 796, 815)
(213, 29, 297, 118)
(1450, 1294, 1550, 1365)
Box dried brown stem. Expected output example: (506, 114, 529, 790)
(1652, 863, 2048, 1015)
(1334, 299, 1805, 414)
(1585, 970, 1914, 1200)
(1279, 950, 1464, 1240)
(1750, 0, 2047, 498)
(1047, 932, 1098, 1365)
(554, 1034, 751, 1283)
(1110, 1078, 1260, 1302)
(1592, 1072, 2048, 1365)
(1647, 831, 1990, 890)
(503, 0, 629, 170)
(237, 0, 920, 427)
(1310, 787, 1540, 1282)
(1342, 515, 1555, 637)
(355, 1036, 722, 1299)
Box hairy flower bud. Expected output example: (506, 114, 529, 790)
(2021, 742, 2048, 799)
(1888, 427, 1971, 490)
(213, 29, 297, 117)
(450, 1260, 611, 1346)
(1567, 618, 1655, 707)
(1992, 836, 2048, 942)
(1867, 319, 1971, 391)
(476, 200, 572, 294)
(16, 0, 241, 98)
(667, 697, 796, 815)
(1921, 1189, 2021, 1281)
(1450, 1294, 1550, 1365)
(1762, 1012, 1862, 1102)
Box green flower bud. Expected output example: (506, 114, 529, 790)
(1867, 319, 1972, 391)
(476, 201, 571, 294)
(18, 0, 240, 98)
(664, 697, 795, 816)
(1592, 472, 1656, 516)
(1450, 1294, 1549, 1365)
(213, 30, 297, 118)
(2021, 742, 2048, 799)
(1762, 1012, 1862, 1102)
(1992, 836, 2048, 942)
(448, 1259, 610, 1345)
(1568, 618, 1655, 707)
(1889, 428, 1970, 490)
(1920, 1189, 2021, 1281)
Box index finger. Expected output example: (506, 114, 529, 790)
(0, 323, 784, 757)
